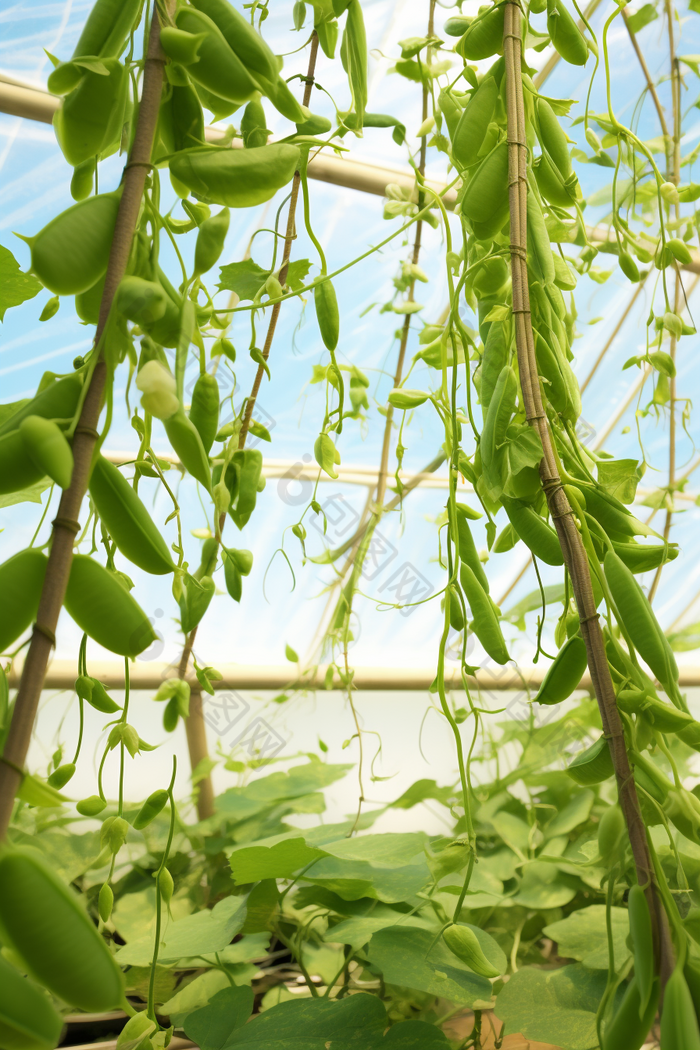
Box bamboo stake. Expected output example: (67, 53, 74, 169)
(0, 5, 173, 839)
(503, 0, 674, 991)
(171, 35, 321, 820)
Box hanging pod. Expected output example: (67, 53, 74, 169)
(664, 787, 700, 844)
(456, 507, 490, 593)
(170, 144, 300, 208)
(616, 689, 695, 734)
(176, 8, 259, 104)
(190, 0, 280, 83)
(55, 60, 129, 167)
(0, 373, 84, 440)
(89, 456, 175, 575)
(116, 276, 170, 327)
(579, 485, 657, 539)
(64, 555, 157, 657)
(472, 253, 509, 297)
(0, 849, 124, 1012)
(133, 789, 169, 830)
(70, 157, 96, 202)
(189, 373, 220, 454)
(0, 429, 47, 495)
(159, 82, 206, 156)
(535, 634, 588, 705)
(660, 967, 700, 1050)
(628, 884, 654, 1018)
(438, 88, 463, 142)
(534, 330, 580, 422)
(462, 140, 510, 240)
(314, 278, 340, 351)
(164, 407, 212, 491)
(456, 3, 506, 60)
(223, 549, 243, 602)
(451, 75, 498, 170)
(71, 0, 141, 61)
(501, 497, 564, 566)
(460, 563, 510, 664)
(566, 735, 613, 785)
(241, 96, 269, 148)
(226, 448, 264, 529)
(480, 320, 509, 418)
(546, 0, 589, 66)
(604, 550, 679, 690)
(446, 583, 465, 632)
(76, 673, 122, 714)
(534, 152, 577, 209)
(601, 976, 659, 1050)
(19, 415, 73, 490)
(22, 190, 121, 296)
(536, 98, 572, 179)
(0, 549, 48, 654)
(526, 178, 556, 287)
(161, 27, 207, 66)
(0, 952, 63, 1050)
(612, 539, 678, 574)
(194, 207, 230, 275)
(443, 925, 501, 978)
(480, 364, 517, 502)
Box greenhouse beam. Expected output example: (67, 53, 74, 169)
(8, 660, 700, 692)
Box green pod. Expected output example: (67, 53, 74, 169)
(226, 448, 263, 529)
(19, 415, 73, 489)
(190, 0, 280, 82)
(619, 250, 642, 282)
(660, 968, 700, 1050)
(602, 976, 659, 1050)
(76, 795, 107, 816)
(678, 722, 700, 753)
(159, 82, 206, 154)
(616, 689, 694, 734)
(55, 60, 128, 166)
(0, 550, 48, 653)
(553, 255, 576, 291)
(226, 547, 253, 575)
(195, 537, 219, 581)
(189, 373, 220, 454)
(164, 407, 212, 491)
(481, 364, 517, 502)
(116, 276, 169, 326)
(296, 112, 332, 136)
(76, 273, 106, 325)
(170, 143, 300, 208)
(65, 555, 157, 658)
(443, 924, 500, 978)
(612, 539, 678, 574)
(25, 191, 120, 296)
(70, 157, 96, 201)
(502, 497, 564, 566)
(452, 75, 498, 169)
(241, 96, 269, 148)
(664, 787, 700, 844)
(598, 803, 625, 866)
(460, 563, 510, 664)
(76, 674, 122, 713)
(628, 884, 654, 1017)
(47, 63, 86, 97)
(438, 88, 463, 142)
(444, 15, 471, 35)
(0, 952, 63, 1050)
(223, 549, 242, 602)
(98, 883, 113, 924)
(631, 750, 672, 804)
(89, 455, 175, 575)
(161, 26, 206, 66)
(685, 956, 700, 1027)
(314, 279, 340, 351)
(457, 509, 490, 593)
(255, 72, 307, 124)
(144, 296, 181, 349)
(536, 98, 571, 179)
(527, 179, 556, 286)
(473, 254, 509, 297)
(535, 634, 588, 705)
(0, 373, 83, 439)
(72, 0, 141, 59)
(604, 550, 678, 689)
(462, 141, 510, 239)
(567, 735, 613, 785)
(534, 331, 579, 422)
(0, 850, 124, 1012)
(480, 320, 509, 417)
(47, 763, 76, 789)
(457, 3, 506, 60)
(133, 789, 169, 830)
(493, 522, 518, 553)
(316, 17, 338, 60)
(158, 868, 174, 904)
(580, 486, 655, 539)
(0, 429, 47, 495)
(547, 0, 589, 66)
(194, 207, 230, 276)
(447, 584, 465, 632)
(179, 573, 216, 634)
(534, 152, 576, 209)
(176, 8, 259, 104)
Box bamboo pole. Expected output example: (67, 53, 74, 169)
(0, 5, 174, 839)
(503, 0, 674, 992)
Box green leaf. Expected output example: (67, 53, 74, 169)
(496, 965, 615, 1050)
(323, 911, 431, 951)
(0, 244, 42, 321)
(367, 927, 493, 1006)
(390, 779, 456, 809)
(184, 986, 254, 1047)
(230, 838, 326, 884)
(0, 478, 52, 509)
(512, 861, 577, 909)
(544, 789, 594, 839)
(667, 621, 700, 651)
(17, 774, 67, 808)
(285, 259, 312, 290)
(626, 2, 658, 32)
(504, 424, 543, 476)
(115, 894, 247, 966)
(597, 458, 644, 505)
(543, 906, 632, 970)
(321, 832, 428, 867)
(217, 259, 270, 301)
(285, 643, 299, 662)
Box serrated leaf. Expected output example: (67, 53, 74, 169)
(0, 244, 42, 321)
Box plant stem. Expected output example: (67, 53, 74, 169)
(0, 2, 173, 841)
(502, 0, 674, 993)
(173, 36, 321, 817)
(621, 7, 672, 178)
